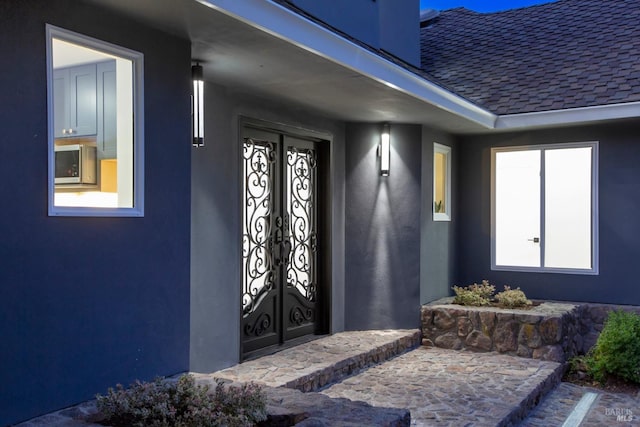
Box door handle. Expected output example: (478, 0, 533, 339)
(528, 237, 540, 243)
(281, 240, 292, 266)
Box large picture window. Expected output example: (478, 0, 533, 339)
(491, 142, 598, 274)
(46, 25, 144, 216)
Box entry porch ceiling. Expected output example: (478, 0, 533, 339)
(87, 0, 494, 133)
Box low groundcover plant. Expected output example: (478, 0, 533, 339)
(96, 373, 267, 427)
(452, 280, 495, 306)
(452, 281, 531, 308)
(494, 285, 532, 309)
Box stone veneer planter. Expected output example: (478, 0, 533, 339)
(422, 298, 585, 363)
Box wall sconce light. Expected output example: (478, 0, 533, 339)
(379, 123, 390, 176)
(192, 63, 204, 147)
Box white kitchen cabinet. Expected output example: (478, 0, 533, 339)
(53, 63, 97, 138)
(97, 60, 117, 159)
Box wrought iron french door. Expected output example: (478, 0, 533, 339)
(241, 127, 320, 358)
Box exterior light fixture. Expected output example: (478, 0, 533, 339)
(379, 123, 390, 176)
(192, 63, 204, 147)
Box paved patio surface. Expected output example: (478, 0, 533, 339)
(320, 346, 562, 426)
(15, 329, 639, 426)
(199, 330, 563, 426)
(521, 382, 639, 426)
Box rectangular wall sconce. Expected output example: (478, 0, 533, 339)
(192, 63, 204, 147)
(379, 123, 390, 176)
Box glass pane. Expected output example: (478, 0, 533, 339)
(242, 140, 275, 316)
(52, 38, 134, 208)
(544, 147, 592, 269)
(286, 148, 316, 301)
(434, 151, 446, 213)
(495, 150, 541, 267)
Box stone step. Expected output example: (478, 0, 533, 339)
(17, 330, 571, 426)
(205, 330, 565, 426)
(198, 329, 422, 426)
(206, 329, 422, 392)
(257, 386, 411, 426)
(320, 346, 564, 426)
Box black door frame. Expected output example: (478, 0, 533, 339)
(239, 117, 331, 360)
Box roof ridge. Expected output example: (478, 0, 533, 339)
(437, 0, 562, 15)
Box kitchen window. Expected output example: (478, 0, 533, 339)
(46, 25, 144, 216)
(491, 142, 598, 274)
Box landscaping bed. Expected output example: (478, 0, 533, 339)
(422, 297, 640, 366)
(421, 297, 581, 362)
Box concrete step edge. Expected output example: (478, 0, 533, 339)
(497, 362, 566, 426)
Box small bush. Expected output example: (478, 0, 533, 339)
(587, 310, 640, 384)
(494, 286, 531, 308)
(452, 280, 495, 306)
(567, 355, 589, 375)
(96, 374, 267, 427)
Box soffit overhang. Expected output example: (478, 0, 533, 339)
(86, 0, 638, 135)
(85, 0, 493, 133)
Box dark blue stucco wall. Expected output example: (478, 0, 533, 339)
(420, 129, 458, 303)
(286, 0, 420, 66)
(344, 123, 422, 330)
(289, 0, 379, 47)
(457, 120, 640, 305)
(0, 1, 191, 425)
(190, 86, 347, 372)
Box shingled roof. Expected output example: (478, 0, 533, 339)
(420, 0, 640, 115)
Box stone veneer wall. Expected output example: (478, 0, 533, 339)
(576, 302, 640, 353)
(421, 298, 640, 363)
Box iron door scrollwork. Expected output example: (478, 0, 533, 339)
(241, 132, 320, 357)
(284, 146, 317, 333)
(242, 138, 277, 339)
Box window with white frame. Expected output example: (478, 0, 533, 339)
(433, 143, 451, 221)
(46, 25, 144, 217)
(491, 142, 598, 274)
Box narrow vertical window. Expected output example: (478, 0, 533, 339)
(491, 142, 598, 274)
(433, 143, 451, 221)
(46, 25, 144, 217)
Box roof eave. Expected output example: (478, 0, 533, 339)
(495, 102, 640, 130)
(197, 0, 496, 129)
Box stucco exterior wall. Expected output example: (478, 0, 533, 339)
(0, 1, 191, 425)
(190, 86, 346, 372)
(285, 0, 420, 66)
(457, 120, 640, 305)
(344, 123, 422, 330)
(420, 129, 458, 303)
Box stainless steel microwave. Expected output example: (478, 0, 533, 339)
(54, 144, 97, 185)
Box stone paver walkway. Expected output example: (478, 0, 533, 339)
(18, 329, 634, 426)
(521, 382, 640, 426)
(320, 346, 562, 426)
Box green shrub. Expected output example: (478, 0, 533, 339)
(96, 374, 267, 427)
(567, 355, 589, 375)
(494, 286, 531, 308)
(587, 310, 640, 384)
(452, 280, 495, 306)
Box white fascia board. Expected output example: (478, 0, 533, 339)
(496, 101, 640, 130)
(197, 0, 496, 128)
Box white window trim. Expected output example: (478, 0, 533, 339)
(46, 24, 145, 217)
(490, 141, 599, 275)
(433, 142, 451, 221)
